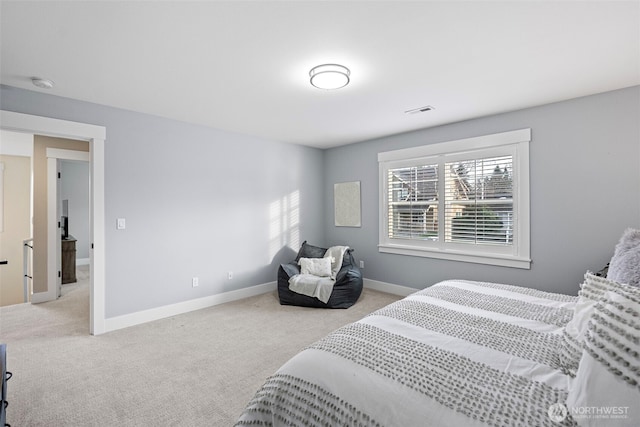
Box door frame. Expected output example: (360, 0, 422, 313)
(47, 149, 90, 301)
(0, 110, 106, 335)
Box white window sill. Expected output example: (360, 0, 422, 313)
(378, 243, 531, 269)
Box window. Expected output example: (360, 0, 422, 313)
(379, 129, 531, 269)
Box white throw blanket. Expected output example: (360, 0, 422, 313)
(288, 245, 349, 303)
(323, 245, 349, 279)
(288, 274, 336, 303)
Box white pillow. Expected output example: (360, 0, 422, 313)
(559, 272, 620, 376)
(299, 257, 332, 277)
(565, 287, 640, 426)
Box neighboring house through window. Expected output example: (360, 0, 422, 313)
(378, 128, 531, 269)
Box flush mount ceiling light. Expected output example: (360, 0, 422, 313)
(31, 77, 54, 89)
(309, 64, 350, 90)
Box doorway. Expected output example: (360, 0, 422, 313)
(59, 159, 91, 282)
(0, 110, 106, 335)
(44, 147, 90, 301)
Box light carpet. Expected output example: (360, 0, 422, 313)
(0, 271, 401, 426)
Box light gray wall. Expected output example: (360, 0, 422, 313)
(3, 85, 637, 313)
(1, 85, 325, 318)
(323, 86, 640, 296)
(60, 160, 90, 259)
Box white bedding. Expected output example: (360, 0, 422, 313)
(236, 279, 578, 426)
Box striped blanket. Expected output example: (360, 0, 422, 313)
(236, 279, 577, 426)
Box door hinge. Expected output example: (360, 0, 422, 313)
(58, 172, 61, 179)
(58, 270, 61, 278)
(91, 243, 94, 249)
(58, 221, 61, 228)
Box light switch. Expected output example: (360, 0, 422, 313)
(116, 218, 126, 230)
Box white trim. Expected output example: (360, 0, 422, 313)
(47, 157, 60, 300)
(46, 148, 90, 302)
(104, 281, 277, 333)
(0, 110, 106, 141)
(90, 136, 106, 335)
(46, 148, 90, 162)
(378, 244, 532, 269)
(363, 278, 417, 297)
(378, 128, 531, 269)
(0, 110, 106, 335)
(76, 258, 90, 266)
(30, 290, 55, 304)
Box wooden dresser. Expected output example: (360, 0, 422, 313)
(61, 236, 77, 284)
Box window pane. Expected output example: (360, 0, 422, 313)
(444, 156, 513, 245)
(388, 165, 438, 240)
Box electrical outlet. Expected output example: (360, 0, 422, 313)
(228, 271, 233, 280)
(359, 260, 365, 269)
(192, 277, 199, 287)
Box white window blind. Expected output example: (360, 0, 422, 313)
(378, 129, 531, 269)
(387, 164, 438, 240)
(444, 155, 513, 245)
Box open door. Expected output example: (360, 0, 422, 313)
(56, 159, 62, 298)
(47, 149, 89, 301)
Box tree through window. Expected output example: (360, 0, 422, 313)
(379, 129, 531, 269)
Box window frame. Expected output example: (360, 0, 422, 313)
(378, 128, 531, 269)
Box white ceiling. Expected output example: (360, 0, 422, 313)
(1, 1, 638, 149)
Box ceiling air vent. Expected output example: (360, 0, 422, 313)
(405, 105, 435, 115)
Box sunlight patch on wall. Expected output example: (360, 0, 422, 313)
(269, 190, 300, 261)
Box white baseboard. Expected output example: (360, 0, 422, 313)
(104, 281, 277, 333)
(100, 278, 414, 334)
(364, 278, 417, 297)
(30, 289, 56, 304)
(76, 258, 90, 266)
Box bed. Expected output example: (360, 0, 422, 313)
(236, 279, 577, 426)
(236, 231, 640, 427)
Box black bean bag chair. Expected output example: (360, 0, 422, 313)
(278, 241, 363, 309)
